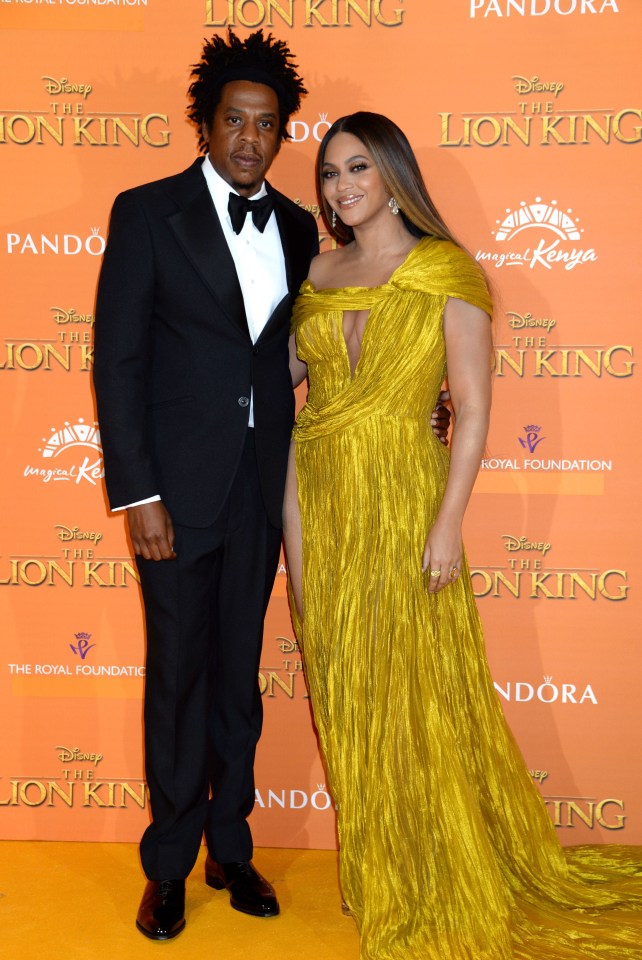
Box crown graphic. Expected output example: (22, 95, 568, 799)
(74, 632, 92, 640)
(523, 425, 541, 432)
(543, 676, 553, 683)
(494, 198, 582, 242)
(40, 418, 101, 458)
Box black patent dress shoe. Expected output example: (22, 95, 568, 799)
(205, 856, 280, 917)
(136, 879, 186, 940)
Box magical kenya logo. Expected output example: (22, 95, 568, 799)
(476, 196, 598, 271)
(23, 418, 104, 487)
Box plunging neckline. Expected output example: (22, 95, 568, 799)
(305, 237, 430, 382)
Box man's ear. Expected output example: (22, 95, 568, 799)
(202, 121, 210, 145)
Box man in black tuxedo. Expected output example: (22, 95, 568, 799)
(93, 31, 318, 940)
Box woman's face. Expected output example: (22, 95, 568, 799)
(321, 132, 390, 229)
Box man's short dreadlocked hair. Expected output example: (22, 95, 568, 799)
(188, 29, 307, 150)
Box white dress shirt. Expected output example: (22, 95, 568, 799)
(113, 155, 288, 512)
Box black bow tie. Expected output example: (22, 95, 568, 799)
(228, 192, 274, 235)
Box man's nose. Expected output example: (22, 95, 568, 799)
(240, 123, 260, 143)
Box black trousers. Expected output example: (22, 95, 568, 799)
(136, 431, 282, 880)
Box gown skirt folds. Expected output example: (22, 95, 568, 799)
(288, 237, 642, 960)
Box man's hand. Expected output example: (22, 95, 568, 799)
(431, 389, 452, 446)
(127, 502, 176, 560)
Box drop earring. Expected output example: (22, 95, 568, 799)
(331, 209, 337, 229)
(388, 197, 400, 215)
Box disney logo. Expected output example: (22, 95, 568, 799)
(502, 535, 551, 557)
(56, 746, 103, 766)
(55, 525, 103, 545)
(277, 636, 300, 654)
(42, 76, 93, 99)
(294, 200, 322, 219)
(506, 311, 556, 333)
(530, 770, 549, 784)
(51, 307, 95, 326)
(513, 76, 564, 98)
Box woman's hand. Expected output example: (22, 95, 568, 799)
(422, 517, 462, 593)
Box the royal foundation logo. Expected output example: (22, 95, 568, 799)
(481, 422, 613, 475)
(470, 534, 627, 601)
(494, 309, 635, 378)
(0, 748, 147, 809)
(3, 0, 151, 12)
(23, 418, 103, 487)
(476, 196, 598, 271)
(70, 632, 96, 660)
(469, 0, 619, 20)
(0, 75, 169, 148)
(440, 73, 639, 147)
(205, 0, 405, 28)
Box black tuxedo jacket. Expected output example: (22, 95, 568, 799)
(93, 159, 318, 528)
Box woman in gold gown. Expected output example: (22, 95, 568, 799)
(283, 112, 642, 960)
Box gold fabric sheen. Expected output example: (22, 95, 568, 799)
(289, 237, 642, 959)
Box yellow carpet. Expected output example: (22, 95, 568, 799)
(0, 842, 360, 959)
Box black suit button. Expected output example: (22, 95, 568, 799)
(253, 347, 259, 356)
(238, 396, 250, 407)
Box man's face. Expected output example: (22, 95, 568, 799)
(204, 80, 281, 197)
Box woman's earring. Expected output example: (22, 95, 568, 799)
(388, 197, 400, 215)
(331, 209, 337, 229)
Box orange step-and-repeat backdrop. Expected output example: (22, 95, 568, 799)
(1, 0, 640, 849)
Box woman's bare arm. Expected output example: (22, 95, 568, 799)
(289, 333, 308, 388)
(422, 297, 492, 592)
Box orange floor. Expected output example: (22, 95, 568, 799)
(1, 842, 360, 960)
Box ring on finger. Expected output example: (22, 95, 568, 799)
(449, 565, 459, 579)
(429, 569, 441, 579)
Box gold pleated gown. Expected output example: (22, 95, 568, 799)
(289, 237, 642, 959)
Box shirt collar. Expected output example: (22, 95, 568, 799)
(201, 155, 268, 227)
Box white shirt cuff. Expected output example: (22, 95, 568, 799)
(112, 495, 161, 512)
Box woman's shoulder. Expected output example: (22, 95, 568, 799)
(401, 237, 492, 314)
(307, 246, 352, 290)
(411, 236, 475, 269)
(403, 236, 482, 281)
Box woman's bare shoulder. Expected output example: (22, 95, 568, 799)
(308, 245, 353, 289)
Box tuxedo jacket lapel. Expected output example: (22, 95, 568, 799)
(271, 185, 310, 298)
(166, 163, 249, 338)
(256, 185, 311, 343)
